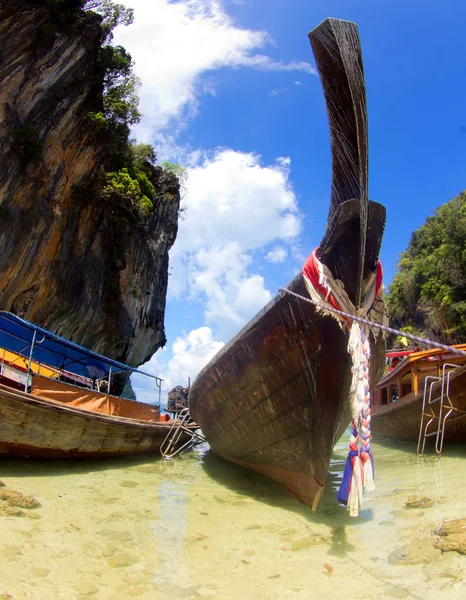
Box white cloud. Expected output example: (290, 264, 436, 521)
(276, 156, 291, 167)
(269, 88, 289, 97)
(167, 149, 301, 338)
(107, 2, 309, 372)
(266, 246, 287, 263)
(190, 242, 272, 334)
(174, 149, 299, 253)
(170, 326, 224, 379)
(133, 327, 224, 402)
(114, 0, 315, 134)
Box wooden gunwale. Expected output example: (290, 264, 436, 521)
(0, 382, 194, 459)
(0, 382, 169, 427)
(371, 361, 466, 443)
(372, 345, 466, 407)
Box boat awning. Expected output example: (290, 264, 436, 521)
(0, 311, 160, 381)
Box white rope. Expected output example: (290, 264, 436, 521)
(279, 287, 466, 358)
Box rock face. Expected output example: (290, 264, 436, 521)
(167, 385, 189, 413)
(0, 1, 180, 366)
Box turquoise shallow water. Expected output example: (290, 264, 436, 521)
(1, 435, 465, 600)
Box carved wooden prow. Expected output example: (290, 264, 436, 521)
(309, 18, 385, 307)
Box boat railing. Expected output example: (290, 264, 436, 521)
(0, 361, 31, 391)
(160, 408, 206, 459)
(417, 363, 465, 456)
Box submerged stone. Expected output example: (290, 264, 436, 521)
(279, 527, 298, 541)
(387, 538, 441, 565)
(434, 518, 466, 554)
(157, 583, 201, 598)
(0, 488, 40, 509)
(213, 495, 228, 504)
(101, 543, 117, 558)
(108, 552, 140, 568)
(405, 496, 434, 509)
(99, 529, 135, 542)
(384, 586, 409, 598)
(291, 535, 323, 551)
(25, 512, 41, 520)
(423, 555, 462, 582)
(75, 582, 99, 595)
(0, 545, 23, 559)
(0, 501, 24, 517)
(31, 567, 50, 578)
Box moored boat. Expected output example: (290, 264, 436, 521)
(371, 345, 466, 449)
(189, 18, 388, 511)
(0, 310, 194, 458)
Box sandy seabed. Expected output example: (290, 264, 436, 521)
(0, 437, 465, 600)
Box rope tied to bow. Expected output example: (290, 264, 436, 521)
(302, 249, 384, 517)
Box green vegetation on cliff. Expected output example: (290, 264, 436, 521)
(387, 192, 466, 343)
(32, 1, 184, 220)
(101, 144, 157, 219)
(84, 1, 155, 218)
(85, 1, 187, 220)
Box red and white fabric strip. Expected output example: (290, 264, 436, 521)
(302, 248, 382, 517)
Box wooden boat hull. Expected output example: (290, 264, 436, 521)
(189, 18, 388, 510)
(189, 273, 386, 509)
(371, 365, 466, 444)
(0, 383, 191, 459)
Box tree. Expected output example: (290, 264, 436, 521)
(81, 1, 186, 220)
(162, 162, 188, 196)
(102, 168, 153, 219)
(387, 192, 466, 343)
(84, 1, 134, 41)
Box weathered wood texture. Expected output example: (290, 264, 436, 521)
(189, 18, 387, 510)
(0, 383, 190, 458)
(190, 272, 385, 509)
(371, 365, 466, 444)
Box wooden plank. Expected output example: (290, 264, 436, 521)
(412, 364, 418, 396)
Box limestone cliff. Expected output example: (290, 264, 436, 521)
(0, 0, 180, 366)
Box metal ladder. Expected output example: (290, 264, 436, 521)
(417, 363, 466, 456)
(160, 407, 206, 459)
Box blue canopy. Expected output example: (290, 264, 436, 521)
(0, 311, 160, 381)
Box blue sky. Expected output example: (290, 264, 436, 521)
(114, 0, 466, 401)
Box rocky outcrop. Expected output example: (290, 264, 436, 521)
(167, 385, 189, 413)
(0, 1, 180, 366)
(434, 518, 466, 554)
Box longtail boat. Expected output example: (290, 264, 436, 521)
(189, 18, 388, 512)
(371, 346, 466, 451)
(0, 311, 193, 458)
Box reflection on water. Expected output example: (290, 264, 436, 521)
(0, 438, 465, 599)
(153, 477, 198, 596)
